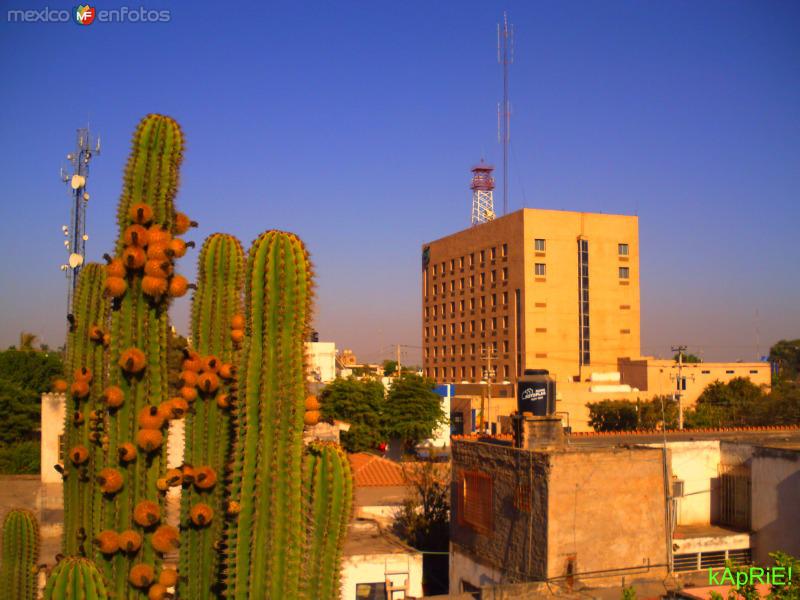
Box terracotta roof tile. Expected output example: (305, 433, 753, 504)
(570, 425, 800, 437)
(348, 453, 407, 488)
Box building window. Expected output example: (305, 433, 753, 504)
(469, 253, 474, 266)
(480, 296, 486, 309)
(502, 243, 508, 257)
(578, 239, 590, 366)
(432, 264, 437, 275)
(619, 267, 630, 279)
(480, 272, 486, 285)
(469, 298, 475, 310)
(459, 257, 464, 268)
(459, 277, 465, 289)
(502, 267, 508, 280)
(470, 320, 475, 332)
(450, 259, 455, 271)
(716, 465, 751, 530)
(458, 471, 493, 534)
(471, 366, 476, 378)
(490, 247, 497, 260)
(460, 322, 465, 333)
(535, 238, 546, 252)
(503, 340, 509, 352)
(440, 282, 446, 294)
(502, 316, 508, 329)
(470, 343, 476, 355)
(677, 377, 687, 391)
(618, 243, 629, 256)
(480, 250, 485, 263)
(424, 327, 429, 338)
(491, 270, 496, 283)
(480, 319, 486, 331)
(514, 483, 532, 512)
(461, 366, 466, 379)
(534, 263, 546, 277)
(461, 344, 466, 355)
(459, 300, 465, 311)
(502, 291, 508, 305)
(450, 302, 456, 314)
(450, 280, 455, 292)
(491, 317, 497, 330)
(450, 323, 456, 335)
(469, 275, 474, 288)
(726, 370, 735, 374)
(491, 294, 497, 306)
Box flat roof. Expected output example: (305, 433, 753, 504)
(342, 520, 418, 557)
(569, 426, 800, 447)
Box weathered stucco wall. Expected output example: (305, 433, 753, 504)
(546, 447, 670, 586)
(450, 440, 549, 586)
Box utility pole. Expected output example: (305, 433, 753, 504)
(480, 345, 498, 434)
(671, 345, 687, 429)
(396, 343, 401, 378)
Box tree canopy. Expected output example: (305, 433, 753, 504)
(384, 375, 445, 450)
(587, 397, 678, 432)
(770, 339, 800, 381)
(673, 351, 702, 363)
(320, 377, 386, 452)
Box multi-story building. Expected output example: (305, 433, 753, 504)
(422, 208, 640, 385)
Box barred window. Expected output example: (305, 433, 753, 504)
(458, 471, 493, 534)
(514, 483, 532, 512)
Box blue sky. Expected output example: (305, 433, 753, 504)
(1, 0, 798, 364)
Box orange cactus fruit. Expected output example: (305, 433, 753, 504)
(168, 238, 193, 258)
(74, 366, 93, 382)
(189, 503, 213, 527)
(216, 393, 232, 410)
(129, 202, 154, 225)
(97, 468, 124, 494)
(158, 568, 179, 587)
(105, 257, 126, 278)
(117, 442, 137, 463)
(72, 411, 84, 425)
(201, 355, 220, 373)
(225, 500, 241, 516)
(144, 259, 172, 278)
(230, 314, 245, 330)
(102, 385, 125, 408)
(105, 276, 128, 298)
(218, 363, 236, 380)
(142, 275, 168, 298)
(94, 530, 120, 555)
(156, 401, 175, 422)
(304, 410, 321, 426)
(52, 378, 68, 394)
(70, 380, 90, 399)
(146, 241, 171, 261)
(305, 395, 321, 411)
(69, 445, 89, 465)
(148, 583, 168, 600)
(180, 386, 198, 402)
(168, 274, 190, 298)
(230, 328, 245, 344)
(138, 405, 165, 430)
(88, 325, 104, 342)
(178, 370, 197, 387)
(129, 564, 155, 589)
(165, 468, 183, 487)
(197, 372, 220, 394)
(102, 332, 111, 347)
(173, 212, 196, 235)
(150, 525, 180, 554)
(123, 224, 149, 247)
(132, 500, 161, 527)
(156, 477, 169, 492)
(118, 529, 142, 553)
(180, 464, 195, 485)
(122, 245, 147, 270)
(168, 397, 189, 418)
(119, 347, 146, 373)
(182, 351, 203, 372)
(136, 428, 164, 453)
(193, 465, 217, 490)
(147, 225, 172, 246)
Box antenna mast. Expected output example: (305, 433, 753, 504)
(497, 11, 513, 216)
(60, 127, 100, 314)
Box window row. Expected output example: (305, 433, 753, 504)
(425, 315, 510, 337)
(426, 340, 511, 357)
(425, 293, 509, 317)
(427, 364, 511, 381)
(431, 245, 509, 276)
(532, 239, 630, 256)
(531, 263, 630, 279)
(428, 268, 509, 296)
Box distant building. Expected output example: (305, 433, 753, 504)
(449, 421, 800, 594)
(339, 349, 358, 367)
(306, 341, 337, 383)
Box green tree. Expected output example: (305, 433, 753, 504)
(0, 348, 64, 395)
(0, 380, 40, 444)
(17, 332, 38, 352)
(587, 397, 678, 432)
(686, 378, 766, 428)
(674, 351, 702, 363)
(383, 359, 398, 377)
(320, 377, 386, 452)
(384, 375, 445, 452)
(770, 339, 800, 381)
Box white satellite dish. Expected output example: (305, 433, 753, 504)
(70, 175, 86, 190)
(68, 253, 84, 269)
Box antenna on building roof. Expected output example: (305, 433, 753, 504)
(498, 11, 513, 216)
(470, 160, 496, 225)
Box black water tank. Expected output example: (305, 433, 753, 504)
(517, 369, 556, 416)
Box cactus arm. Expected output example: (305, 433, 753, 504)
(44, 557, 108, 600)
(0, 509, 40, 600)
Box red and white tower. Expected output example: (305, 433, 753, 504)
(470, 161, 496, 225)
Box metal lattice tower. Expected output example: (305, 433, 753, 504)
(60, 127, 100, 314)
(470, 161, 496, 225)
(497, 11, 513, 215)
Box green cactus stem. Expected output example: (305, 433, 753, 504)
(62, 263, 109, 557)
(0, 508, 40, 600)
(226, 231, 313, 600)
(44, 557, 108, 600)
(179, 233, 244, 599)
(302, 442, 353, 600)
(101, 113, 185, 599)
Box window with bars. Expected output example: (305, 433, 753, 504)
(458, 471, 493, 534)
(514, 483, 532, 512)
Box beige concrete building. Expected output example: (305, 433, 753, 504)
(422, 208, 640, 384)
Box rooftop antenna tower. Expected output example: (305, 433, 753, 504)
(498, 11, 514, 215)
(59, 126, 100, 314)
(470, 160, 496, 225)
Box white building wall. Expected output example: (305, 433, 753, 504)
(751, 450, 800, 564)
(449, 545, 504, 594)
(41, 393, 65, 483)
(341, 552, 423, 600)
(306, 341, 337, 383)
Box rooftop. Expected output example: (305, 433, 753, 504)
(342, 519, 418, 557)
(348, 453, 407, 487)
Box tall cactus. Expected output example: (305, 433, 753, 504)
(0, 509, 40, 600)
(98, 113, 190, 599)
(179, 233, 244, 599)
(302, 442, 353, 600)
(44, 557, 108, 599)
(226, 231, 312, 599)
(61, 263, 109, 557)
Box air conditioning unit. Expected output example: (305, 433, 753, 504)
(672, 479, 685, 498)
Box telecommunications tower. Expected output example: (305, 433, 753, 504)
(60, 127, 100, 313)
(497, 11, 513, 215)
(470, 160, 496, 225)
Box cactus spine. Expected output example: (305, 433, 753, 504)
(101, 114, 186, 599)
(0, 509, 40, 600)
(179, 233, 244, 599)
(62, 263, 108, 557)
(302, 443, 353, 600)
(226, 231, 312, 599)
(44, 557, 108, 599)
